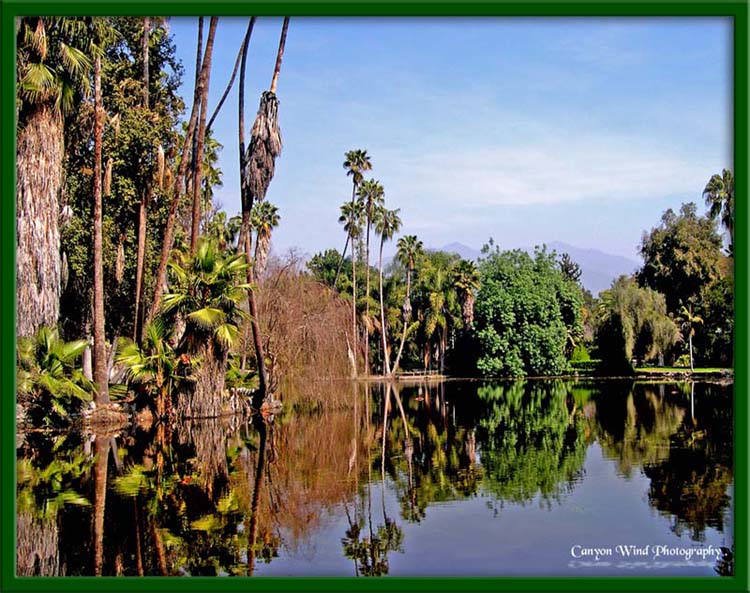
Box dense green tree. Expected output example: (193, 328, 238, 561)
(637, 203, 723, 312)
(473, 247, 583, 377)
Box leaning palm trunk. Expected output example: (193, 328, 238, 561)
(254, 230, 271, 279)
(149, 17, 218, 323)
(16, 103, 63, 337)
(189, 21, 216, 254)
(378, 237, 391, 375)
(391, 268, 412, 375)
(241, 17, 288, 404)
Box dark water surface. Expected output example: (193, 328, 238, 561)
(16, 379, 734, 577)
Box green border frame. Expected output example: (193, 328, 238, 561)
(1, 1, 747, 591)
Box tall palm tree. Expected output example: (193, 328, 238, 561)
(358, 178, 385, 374)
(678, 304, 703, 372)
(374, 207, 401, 376)
(89, 18, 119, 405)
(702, 168, 734, 253)
(250, 201, 280, 278)
(452, 260, 480, 328)
(16, 18, 94, 337)
(342, 150, 372, 375)
(391, 235, 423, 375)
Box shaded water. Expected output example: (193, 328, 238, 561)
(16, 379, 733, 577)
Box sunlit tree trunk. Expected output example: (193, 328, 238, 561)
(16, 102, 63, 337)
(92, 55, 109, 403)
(133, 17, 151, 341)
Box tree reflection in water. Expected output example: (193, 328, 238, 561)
(16, 378, 733, 576)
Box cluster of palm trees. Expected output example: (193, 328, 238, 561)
(334, 150, 481, 378)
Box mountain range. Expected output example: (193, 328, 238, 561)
(438, 241, 639, 296)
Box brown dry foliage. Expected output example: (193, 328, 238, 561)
(255, 253, 353, 408)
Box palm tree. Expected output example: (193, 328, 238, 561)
(703, 169, 734, 253)
(418, 257, 460, 373)
(357, 179, 385, 374)
(250, 201, 280, 278)
(161, 239, 251, 418)
(678, 304, 703, 372)
(16, 18, 94, 337)
(90, 18, 119, 405)
(342, 150, 372, 375)
(452, 260, 480, 328)
(392, 235, 423, 375)
(117, 319, 179, 419)
(374, 207, 401, 376)
(17, 326, 93, 426)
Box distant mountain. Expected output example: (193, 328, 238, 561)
(437, 241, 639, 296)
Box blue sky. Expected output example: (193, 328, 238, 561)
(168, 17, 732, 261)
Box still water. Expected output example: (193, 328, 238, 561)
(16, 379, 733, 577)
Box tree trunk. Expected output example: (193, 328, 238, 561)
(350, 184, 358, 377)
(16, 102, 63, 337)
(92, 437, 110, 576)
(247, 419, 268, 576)
(378, 238, 391, 375)
(254, 230, 271, 279)
(16, 512, 59, 576)
(134, 17, 151, 341)
(189, 18, 217, 254)
(238, 17, 269, 404)
(92, 55, 109, 403)
(179, 341, 226, 419)
(269, 17, 290, 94)
(148, 17, 218, 322)
(333, 233, 350, 287)
(689, 333, 694, 371)
(364, 219, 371, 376)
(391, 268, 411, 375)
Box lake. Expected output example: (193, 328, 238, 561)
(16, 378, 734, 577)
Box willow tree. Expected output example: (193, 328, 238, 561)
(16, 18, 94, 337)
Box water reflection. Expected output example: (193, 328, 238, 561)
(16, 378, 733, 576)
